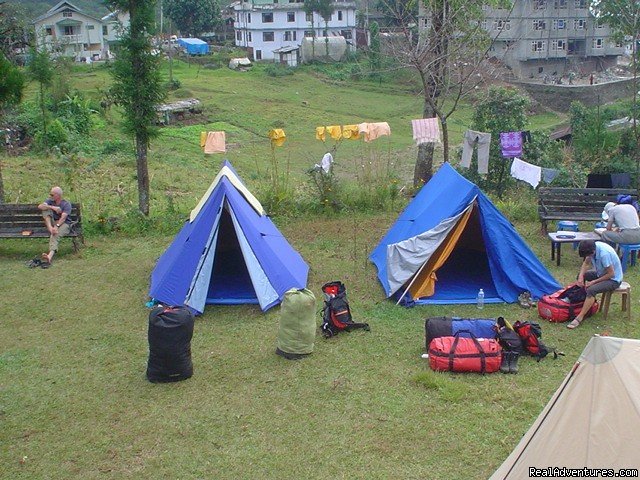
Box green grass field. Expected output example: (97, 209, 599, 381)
(2, 61, 635, 479)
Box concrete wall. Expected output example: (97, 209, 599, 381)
(513, 77, 635, 111)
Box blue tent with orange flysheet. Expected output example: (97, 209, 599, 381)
(370, 162, 560, 305)
(149, 161, 308, 313)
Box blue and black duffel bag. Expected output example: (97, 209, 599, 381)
(424, 316, 497, 349)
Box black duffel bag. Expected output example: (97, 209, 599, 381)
(146, 305, 194, 383)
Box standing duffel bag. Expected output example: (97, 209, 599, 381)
(424, 317, 497, 349)
(537, 283, 599, 323)
(428, 331, 502, 374)
(147, 305, 194, 383)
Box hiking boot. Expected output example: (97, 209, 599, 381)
(509, 352, 520, 374)
(500, 352, 510, 374)
(518, 292, 532, 309)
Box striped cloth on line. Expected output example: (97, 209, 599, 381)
(412, 118, 441, 145)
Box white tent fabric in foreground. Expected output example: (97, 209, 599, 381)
(490, 335, 640, 479)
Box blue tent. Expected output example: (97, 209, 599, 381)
(177, 38, 209, 55)
(149, 161, 309, 313)
(370, 162, 560, 305)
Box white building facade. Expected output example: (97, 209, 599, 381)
(232, 0, 357, 61)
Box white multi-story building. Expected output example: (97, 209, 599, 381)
(33, 1, 129, 61)
(232, 0, 357, 62)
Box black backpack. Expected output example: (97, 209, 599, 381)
(321, 281, 370, 338)
(495, 317, 524, 354)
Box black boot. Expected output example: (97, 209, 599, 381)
(500, 352, 510, 374)
(509, 352, 519, 374)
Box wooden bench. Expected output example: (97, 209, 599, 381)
(538, 187, 637, 234)
(0, 203, 84, 252)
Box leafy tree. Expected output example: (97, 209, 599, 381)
(164, 0, 221, 38)
(303, 0, 320, 59)
(316, 0, 335, 58)
(0, 51, 24, 202)
(107, 0, 166, 216)
(470, 86, 529, 197)
(570, 101, 621, 173)
(0, 2, 29, 60)
(369, 21, 381, 73)
(27, 46, 54, 150)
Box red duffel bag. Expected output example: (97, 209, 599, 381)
(537, 283, 599, 323)
(428, 331, 502, 374)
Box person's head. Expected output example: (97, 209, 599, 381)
(578, 240, 596, 258)
(49, 186, 63, 203)
(602, 202, 615, 221)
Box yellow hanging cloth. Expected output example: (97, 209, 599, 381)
(268, 128, 286, 147)
(325, 125, 342, 140)
(342, 124, 361, 140)
(315, 126, 326, 142)
(200, 131, 207, 148)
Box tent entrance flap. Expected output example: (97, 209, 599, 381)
(206, 206, 259, 305)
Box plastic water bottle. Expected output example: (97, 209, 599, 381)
(477, 289, 485, 309)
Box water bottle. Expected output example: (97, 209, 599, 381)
(477, 289, 485, 309)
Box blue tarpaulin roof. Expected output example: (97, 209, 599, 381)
(369, 162, 560, 304)
(149, 161, 308, 313)
(177, 37, 209, 55)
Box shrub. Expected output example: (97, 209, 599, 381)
(264, 63, 294, 77)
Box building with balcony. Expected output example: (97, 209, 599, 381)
(232, 0, 357, 62)
(33, 1, 129, 61)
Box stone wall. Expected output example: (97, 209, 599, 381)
(512, 78, 635, 112)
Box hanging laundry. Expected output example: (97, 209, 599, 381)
(314, 152, 334, 174)
(541, 167, 560, 184)
(325, 125, 342, 140)
(268, 128, 286, 147)
(510, 158, 541, 188)
(200, 131, 207, 148)
(500, 131, 523, 158)
(460, 130, 491, 174)
(342, 124, 360, 140)
(358, 122, 391, 143)
(204, 131, 226, 154)
(521, 130, 532, 144)
(411, 118, 441, 145)
(315, 126, 326, 142)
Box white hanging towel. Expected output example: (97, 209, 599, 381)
(411, 118, 441, 144)
(510, 157, 541, 189)
(314, 152, 333, 173)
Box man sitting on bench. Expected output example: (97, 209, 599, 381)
(37, 186, 72, 265)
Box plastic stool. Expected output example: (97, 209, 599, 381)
(620, 244, 640, 272)
(557, 220, 579, 249)
(600, 282, 631, 321)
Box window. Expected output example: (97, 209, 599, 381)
(531, 40, 546, 52)
(538, 67, 544, 73)
(552, 39, 566, 50)
(338, 10, 343, 21)
(493, 19, 510, 31)
(595, 20, 605, 29)
(284, 30, 293, 41)
(533, 0, 546, 9)
(87, 24, 95, 30)
(306, 12, 313, 22)
(575, 0, 586, 7)
(263, 31, 274, 41)
(304, 30, 314, 37)
(247, 32, 252, 41)
(554, 0, 567, 8)
(340, 29, 352, 39)
(533, 20, 546, 30)
(322, 29, 328, 36)
(102, 25, 108, 35)
(262, 12, 273, 23)
(255, 49, 262, 60)
(64, 26, 74, 35)
(615, 41, 624, 48)
(574, 19, 586, 29)
(236, 31, 242, 41)
(553, 19, 566, 29)
(247, 13, 251, 23)
(83, 43, 88, 49)
(62, 10, 73, 17)
(45, 26, 53, 36)
(287, 11, 295, 22)
(593, 38, 603, 49)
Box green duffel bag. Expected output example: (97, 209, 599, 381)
(276, 288, 317, 360)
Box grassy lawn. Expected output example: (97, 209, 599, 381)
(1, 61, 633, 479)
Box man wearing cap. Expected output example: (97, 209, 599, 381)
(601, 201, 640, 245)
(567, 240, 622, 329)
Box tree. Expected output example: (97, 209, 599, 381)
(107, 0, 166, 216)
(164, 0, 221, 38)
(27, 46, 54, 150)
(316, 0, 335, 58)
(303, 0, 320, 59)
(379, 0, 508, 186)
(591, 0, 640, 192)
(470, 86, 529, 197)
(0, 2, 29, 61)
(0, 52, 24, 202)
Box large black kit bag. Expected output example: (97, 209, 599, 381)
(424, 316, 497, 349)
(321, 281, 370, 338)
(147, 305, 194, 383)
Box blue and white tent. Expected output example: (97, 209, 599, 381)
(370, 162, 560, 305)
(177, 38, 209, 55)
(149, 161, 309, 313)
